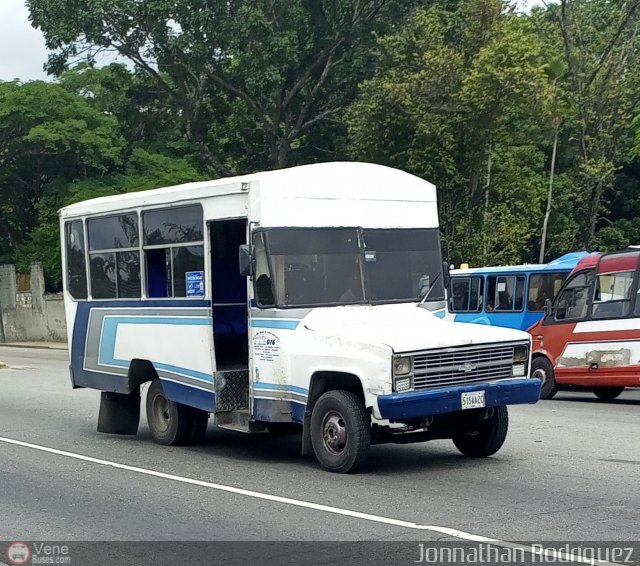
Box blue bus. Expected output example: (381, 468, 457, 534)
(447, 252, 589, 330)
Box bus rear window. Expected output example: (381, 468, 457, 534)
(65, 221, 87, 300)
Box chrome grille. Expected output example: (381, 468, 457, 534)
(410, 343, 521, 390)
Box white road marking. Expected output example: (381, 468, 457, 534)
(0, 435, 619, 566)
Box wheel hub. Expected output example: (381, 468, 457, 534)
(322, 411, 347, 454)
(533, 368, 547, 386)
(152, 394, 171, 433)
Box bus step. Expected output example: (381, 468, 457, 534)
(216, 409, 262, 433)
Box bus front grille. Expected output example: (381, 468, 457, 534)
(411, 343, 518, 390)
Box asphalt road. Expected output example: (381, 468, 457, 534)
(0, 346, 638, 547)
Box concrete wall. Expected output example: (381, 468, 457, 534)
(0, 263, 67, 343)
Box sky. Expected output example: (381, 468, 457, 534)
(0, 0, 552, 83)
(0, 0, 49, 81)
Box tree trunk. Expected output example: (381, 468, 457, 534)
(539, 125, 559, 263)
(272, 138, 291, 169)
(482, 139, 493, 260)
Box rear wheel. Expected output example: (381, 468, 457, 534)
(146, 380, 207, 445)
(532, 356, 557, 400)
(310, 390, 370, 473)
(453, 406, 509, 458)
(593, 387, 624, 401)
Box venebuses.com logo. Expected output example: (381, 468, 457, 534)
(5, 542, 71, 565)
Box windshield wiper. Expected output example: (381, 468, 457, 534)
(418, 272, 442, 306)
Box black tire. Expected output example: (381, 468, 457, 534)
(453, 406, 509, 458)
(532, 356, 558, 400)
(146, 380, 193, 446)
(593, 387, 624, 401)
(310, 390, 370, 473)
(266, 422, 303, 435)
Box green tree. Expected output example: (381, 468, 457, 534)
(28, 0, 421, 172)
(543, 0, 640, 248)
(0, 80, 125, 261)
(348, 1, 550, 266)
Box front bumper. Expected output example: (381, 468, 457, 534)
(377, 378, 541, 420)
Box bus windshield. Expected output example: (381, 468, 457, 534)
(255, 228, 444, 307)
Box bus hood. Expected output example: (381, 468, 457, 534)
(301, 303, 529, 353)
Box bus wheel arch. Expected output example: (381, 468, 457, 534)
(301, 371, 367, 457)
(531, 354, 558, 400)
(127, 358, 159, 390)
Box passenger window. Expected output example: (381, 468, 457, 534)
(554, 271, 593, 321)
(528, 273, 567, 312)
(65, 221, 87, 299)
(591, 271, 634, 319)
(486, 275, 525, 311)
(143, 206, 203, 245)
(143, 206, 204, 299)
(450, 277, 483, 312)
(87, 214, 141, 299)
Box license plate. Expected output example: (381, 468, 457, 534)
(461, 390, 485, 410)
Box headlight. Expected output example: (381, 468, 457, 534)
(393, 356, 413, 376)
(513, 345, 529, 362)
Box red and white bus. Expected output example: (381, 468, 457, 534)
(529, 249, 640, 400)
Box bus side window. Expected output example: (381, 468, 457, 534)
(87, 213, 141, 299)
(514, 276, 525, 310)
(470, 277, 483, 311)
(142, 205, 204, 298)
(450, 278, 471, 311)
(591, 271, 634, 319)
(450, 276, 483, 312)
(528, 273, 567, 312)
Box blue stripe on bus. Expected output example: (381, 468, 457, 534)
(253, 382, 309, 395)
(251, 319, 300, 330)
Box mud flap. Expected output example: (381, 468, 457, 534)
(97, 388, 140, 435)
(301, 410, 313, 455)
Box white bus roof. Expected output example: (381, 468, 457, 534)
(59, 161, 437, 222)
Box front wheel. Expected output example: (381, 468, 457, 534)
(310, 390, 370, 473)
(453, 406, 509, 458)
(531, 356, 558, 400)
(593, 387, 624, 401)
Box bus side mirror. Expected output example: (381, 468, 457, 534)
(442, 261, 451, 289)
(543, 298, 552, 317)
(239, 245, 253, 277)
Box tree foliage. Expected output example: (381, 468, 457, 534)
(3, 0, 640, 290)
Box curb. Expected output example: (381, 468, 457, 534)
(0, 343, 68, 351)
